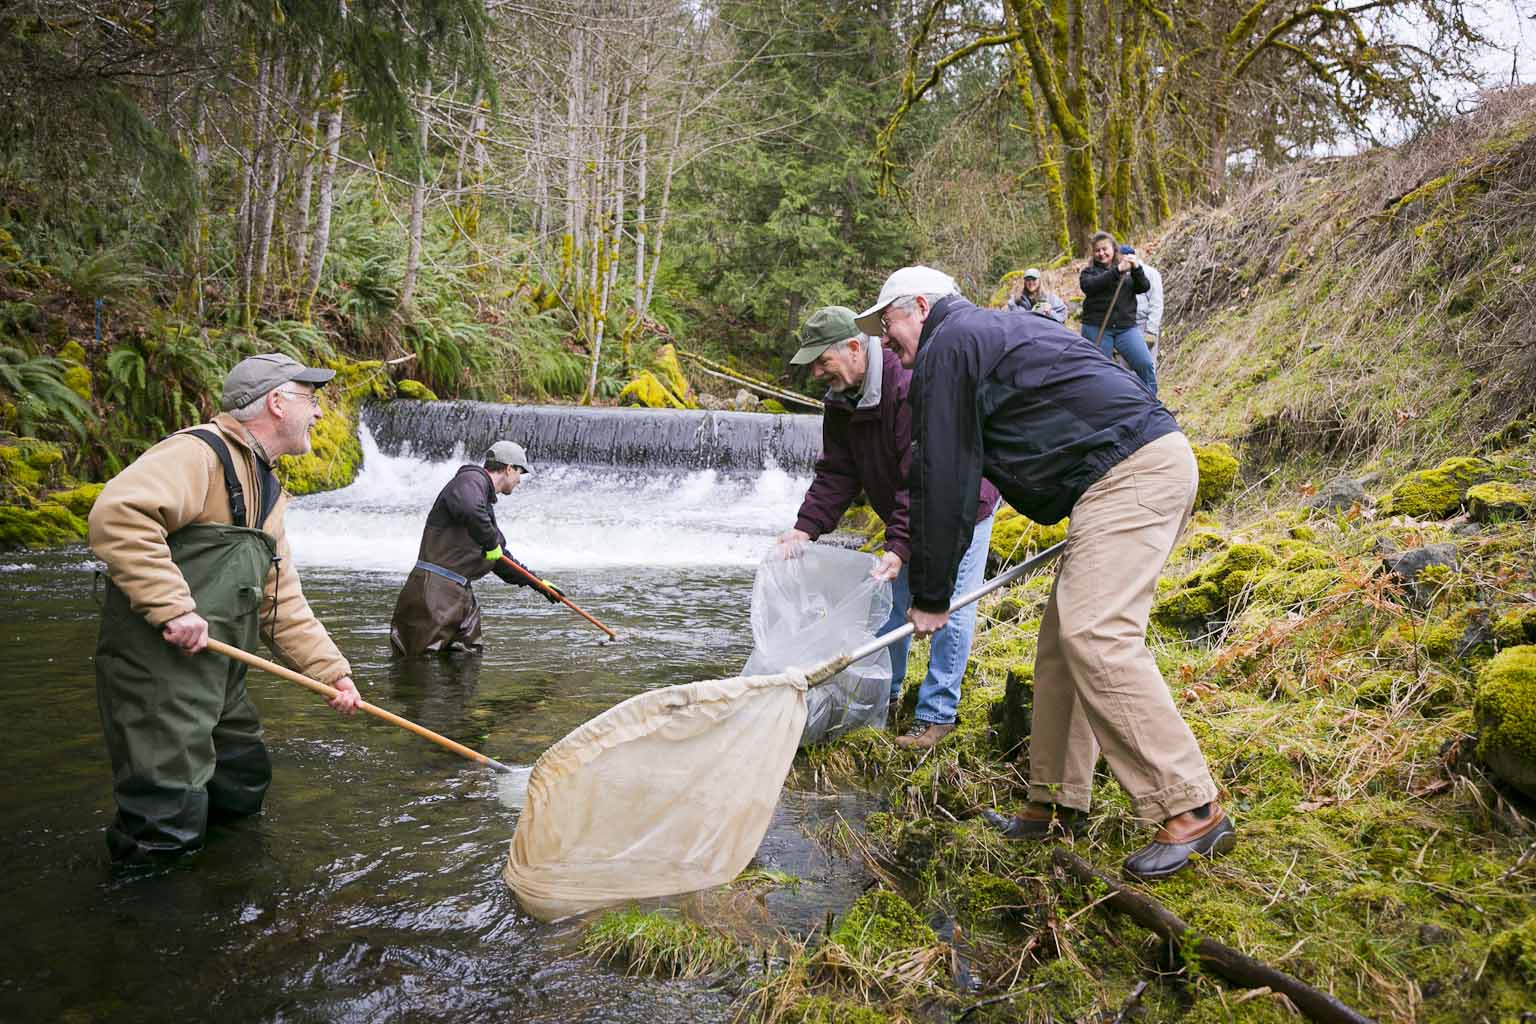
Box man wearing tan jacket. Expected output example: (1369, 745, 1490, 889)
(89, 353, 361, 863)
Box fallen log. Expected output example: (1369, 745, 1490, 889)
(1049, 848, 1376, 1024)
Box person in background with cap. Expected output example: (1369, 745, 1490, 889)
(856, 266, 1234, 882)
(775, 306, 1000, 750)
(89, 353, 362, 863)
(389, 440, 563, 657)
(1008, 268, 1067, 324)
(1079, 233, 1157, 394)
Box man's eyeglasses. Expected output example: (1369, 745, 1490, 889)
(275, 389, 320, 407)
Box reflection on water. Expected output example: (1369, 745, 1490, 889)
(0, 441, 879, 1023)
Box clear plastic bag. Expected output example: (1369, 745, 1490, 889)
(744, 545, 893, 746)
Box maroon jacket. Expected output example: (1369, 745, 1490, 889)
(794, 343, 998, 562)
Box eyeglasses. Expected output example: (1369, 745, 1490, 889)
(275, 389, 320, 407)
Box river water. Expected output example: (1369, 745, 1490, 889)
(0, 427, 877, 1023)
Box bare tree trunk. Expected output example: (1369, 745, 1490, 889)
(190, 96, 211, 324)
(238, 49, 272, 327)
(300, 77, 343, 324)
(639, 75, 685, 321)
(291, 106, 320, 296)
(402, 89, 431, 308)
(250, 56, 289, 324)
(627, 90, 647, 372)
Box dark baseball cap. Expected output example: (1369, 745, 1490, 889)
(790, 306, 859, 365)
(1119, 245, 1136, 254)
(221, 354, 336, 411)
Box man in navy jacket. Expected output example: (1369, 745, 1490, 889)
(854, 266, 1234, 881)
(777, 306, 998, 749)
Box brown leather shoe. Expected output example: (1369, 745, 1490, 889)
(981, 802, 1082, 840)
(1122, 803, 1237, 881)
(894, 721, 956, 749)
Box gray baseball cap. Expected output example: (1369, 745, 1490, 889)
(221, 353, 336, 412)
(485, 440, 532, 474)
(1022, 268, 1042, 280)
(790, 306, 859, 365)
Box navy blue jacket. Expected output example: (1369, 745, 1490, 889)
(908, 296, 1179, 611)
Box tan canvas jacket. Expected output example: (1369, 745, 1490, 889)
(88, 413, 351, 684)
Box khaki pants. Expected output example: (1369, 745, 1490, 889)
(1027, 431, 1217, 822)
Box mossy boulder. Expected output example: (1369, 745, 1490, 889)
(1494, 606, 1536, 648)
(1473, 645, 1536, 799)
(617, 370, 685, 409)
(1378, 456, 1493, 518)
(760, 398, 787, 414)
(989, 505, 1067, 566)
(1488, 914, 1536, 987)
(1152, 542, 1278, 627)
(395, 378, 438, 401)
(47, 482, 105, 519)
(0, 503, 87, 548)
(829, 889, 937, 963)
(1193, 440, 1239, 508)
(0, 438, 67, 500)
(1466, 481, 1532, 523)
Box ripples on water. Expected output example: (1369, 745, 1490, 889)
(0, 435, 878, 1023)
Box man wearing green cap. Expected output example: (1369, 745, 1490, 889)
(89, 353, 362, 863)
(775, 306, 999, 750)
(389, 439, 564, 657)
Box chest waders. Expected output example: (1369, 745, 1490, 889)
(95, 444, 283, 861)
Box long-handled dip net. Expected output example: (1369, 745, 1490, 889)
(502, 542, 1065, 922)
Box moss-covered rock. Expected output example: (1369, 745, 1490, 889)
(1494, 606, 1536, 648)
(1378, 456, 1492, 518)
(0, 502, 87, 548)
(1488, 914, 1536, 987)
(829, 889, 937, 963)
(47, 482, 105, 519)
(581, 908, 741, 978)
(395, 378, 438, 401)
(0, 438, 67, 501)
(1153, 542, 1278, 627)
(1466, 481, 1533, 523)
(617, 370, 685, 409)
(1193, 440, 1239, 508)
(650, 344, 691, 404)
(760, 398, 788, 414)
(1473, 645, 1536, 799)
(989, 505, 1067, 566)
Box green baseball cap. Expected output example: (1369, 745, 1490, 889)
(790, 306, 859, 365)
(221, 353, 336, 411)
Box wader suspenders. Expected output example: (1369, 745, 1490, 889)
(185, 429, 280, 531)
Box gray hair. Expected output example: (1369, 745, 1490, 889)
(889, 290, 957, 315)
(226, 389, 272, 422)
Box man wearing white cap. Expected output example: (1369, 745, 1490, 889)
(855, 267, 1233, 882)
(389, 440, 564, 656)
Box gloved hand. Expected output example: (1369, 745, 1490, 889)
(483, 545, 503, 561)
(540, 579, 565, 603)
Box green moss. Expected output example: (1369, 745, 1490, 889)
(955, 871, 1028, 929)
(61, 364, 93, 402)
(581, 908, 742, 978)
(1488, 914, 1536, 987)
(47, 482, 105, 519)
(0, 502, 87, 548)
(1181, 993, 1297, 1023)
(649, 344, 692, 405)
(1153, 542, 1278, 626)
(829, 889, 937, 963)
(0, 439, 66, 501)
(1493, 606, 1536, 647)
(56, 340, 87, 365)
(1473, 645, 1536, 795)
(989, 506, 1067, 566)
(617, 370, 684, 409)
(1378, 456, 1492, 518)
(395, 378, 438, 401)
(1193, 441, 1239, 508)
(1466, 481, 1532, 523)
(1174, 529, 1227, 560)
(1421, 606, 1493, 660)
(760, 399, 787, 414)
(781, 996, 887, 1024)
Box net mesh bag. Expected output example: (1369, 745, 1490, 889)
(744, 545, 893, 746)
(502, 545, 892, 922)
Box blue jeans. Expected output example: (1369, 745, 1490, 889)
(885, 515, 994, 725)
(1083, 323, 1156, 394)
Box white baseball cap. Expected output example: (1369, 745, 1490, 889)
(854, 265, 958, 335)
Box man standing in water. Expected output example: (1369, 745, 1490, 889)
(389, 440, 562, 657)
(855, 267, 1234, 881)
(775, 305, 999, 750)
(89, 353, 362, 863)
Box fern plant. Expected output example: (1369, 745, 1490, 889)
(0, 346, 94, 439)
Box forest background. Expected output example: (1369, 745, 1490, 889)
(0, 0, 1520, 482)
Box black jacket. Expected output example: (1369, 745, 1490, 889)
(416, 465, 538, 587)
(1079, 261, 1149, 331)
(908, 296, 1179, 611)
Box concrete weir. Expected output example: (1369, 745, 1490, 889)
(364, 400, 824, 472)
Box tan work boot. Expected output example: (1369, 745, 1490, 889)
(894, 721, 956, 750)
